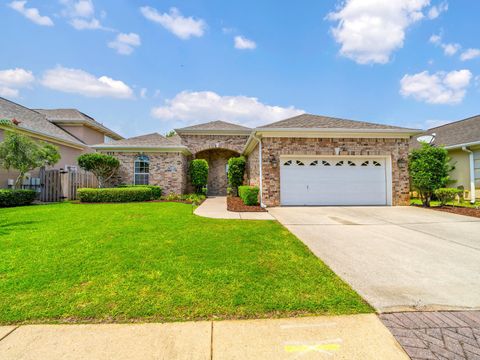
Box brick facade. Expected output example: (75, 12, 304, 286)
(178, 134, 248, 154)
(250, 137, 410, 207)
(196, 148, 239, 196)
(107, 152, 188, 195)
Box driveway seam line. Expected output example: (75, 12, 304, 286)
(0, 326, 20, 343)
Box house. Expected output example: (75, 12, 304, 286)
(0, 97, 123, 187)
(94, 115, 419, 207)
(411, 115, 480, 203)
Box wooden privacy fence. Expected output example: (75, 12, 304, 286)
(39, 168, 98, 202)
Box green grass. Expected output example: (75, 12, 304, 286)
(0, 202, 372, 324)
(410, 198, 480, 208)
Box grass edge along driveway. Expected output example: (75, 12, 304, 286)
(0, 202, 372, 324)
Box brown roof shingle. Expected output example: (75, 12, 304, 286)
(411, 115, 480, 148)
(176, 120, 251, 132)
(94, 133, 184, 148)
(35, 108, 123, 140)
(0, 97, 85, 146)
(260, 114, 414, 130)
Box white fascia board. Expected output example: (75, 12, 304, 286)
(445, 141, 480, 150)
(92, 145, 191, 155)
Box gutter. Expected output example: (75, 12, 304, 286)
(253, 134, 265, 208)
(445, 141, 480, 150)
(461, 146, 477, 204)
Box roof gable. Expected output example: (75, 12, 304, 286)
(175, 120, 251, 132)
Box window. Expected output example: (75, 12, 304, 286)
(296, 160, 305, 166)
(104, 135, 114, 144)
(373, 161, 382, 167)
(335, 161, 344, 166)
(310, 160, 318, 166)
(134, 155, 149, 185)
(361, 161, 369, 166)
(322, 160, 331, 166)
(347, 161, 356, 166)
(283, 160, 292, 166)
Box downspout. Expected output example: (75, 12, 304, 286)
(253, 135, 265, 208)
(461, 146, 476, 204)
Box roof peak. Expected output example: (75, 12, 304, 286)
(176, 120, 251, 132)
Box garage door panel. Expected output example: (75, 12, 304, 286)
(280, 157, 388, 206)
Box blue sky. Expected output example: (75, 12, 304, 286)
(2, 0, 480, 137)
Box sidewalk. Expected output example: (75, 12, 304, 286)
(194, 196, 275, 220)
(0, 314, 408, 360)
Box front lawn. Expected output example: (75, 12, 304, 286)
(410, 198, 480, 208)
(0, 202, 371, 324)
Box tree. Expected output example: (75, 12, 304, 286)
(227, 156, 246, 196)
(165, 130, 176, 138)
(409, 143, 452, 207)
(77, 153, 120, 188)
(0, 131, 61, 188)
(189, 159, 208, 194)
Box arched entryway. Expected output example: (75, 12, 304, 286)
(195, 148, 240, 196)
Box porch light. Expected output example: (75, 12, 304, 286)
(397, 157, 407, 168)
(269, 154, 278, 168)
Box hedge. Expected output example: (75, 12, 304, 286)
(77, 187, 157, 203)
(434, 188, 461, 206)
(118, 185, 162, 199)
(0, 189, 36, 207)
(238, 185, 259, 206)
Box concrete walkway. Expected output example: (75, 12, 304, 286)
(0, 315, 408, 359)
(194, 196, 275, 220)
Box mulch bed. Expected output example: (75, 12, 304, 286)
(227, 196, 266, 212)
(430, 205, 480, 219)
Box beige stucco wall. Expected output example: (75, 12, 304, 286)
(448, 147, 480, 200)
(0, 129, 85, 188)
(58, 125, 105, 145)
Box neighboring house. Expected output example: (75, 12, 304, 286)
(0, 97, 123, 188)
(411, 115, 480, 203)
(94, 115, 419, 207)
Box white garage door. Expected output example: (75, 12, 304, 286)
(280, 157, 389, 206)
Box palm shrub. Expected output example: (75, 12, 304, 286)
(190, 159, 209, 194)
(77, 153, 120, 188)
(227, 156, 246, 196)
(409, 143, 453, 207)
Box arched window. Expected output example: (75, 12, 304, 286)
(134, 155, 149, 185)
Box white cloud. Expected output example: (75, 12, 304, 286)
(8, 1, 53, 26)
(108, 33, 141, 55)
(460, 48, 480, 61)
(140, 6, 206, 39)
(151, 91, 304, 128)
(60, 0, 109, 31)
(0, 68, 35, 98)
(327, 0, 431, 64)
(429, 33, 460, 56)
(400, 69, 472, 105)
(41, 66, 133, 99)
(427, 1, 448, 19)
(234, 36, 257, 50)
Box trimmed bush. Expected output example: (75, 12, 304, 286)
(228, 156, 246, 195)
(0, 189, 36, 207)
(77, 153, 119, 188)
(118, 185, 162, 199)
(434, 188, 461, 206)
(238, 185, 259, 206)
(190, 159, 209, 194)
(77, 187, 155, 203)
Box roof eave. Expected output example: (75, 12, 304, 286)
(0, 124, 87, 150)
(444, 141, 480, 150)
(51, 120, 124, 140)
(92, 144, 192, 155)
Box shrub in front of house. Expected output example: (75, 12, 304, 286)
(77, 187, 156, 203)
(228, 156, 246, 196)
(238, 185, 259, 206)
(190, 159, 209, 194)
(118, 185, 162, 199)
(0, 189, 37, 207)
(434, 188, 462, 206)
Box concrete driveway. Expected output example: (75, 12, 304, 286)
(268, 206, 480, 312)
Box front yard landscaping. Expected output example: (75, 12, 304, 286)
(0, 202, 371, 324)
(411, 198, 480, 218)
